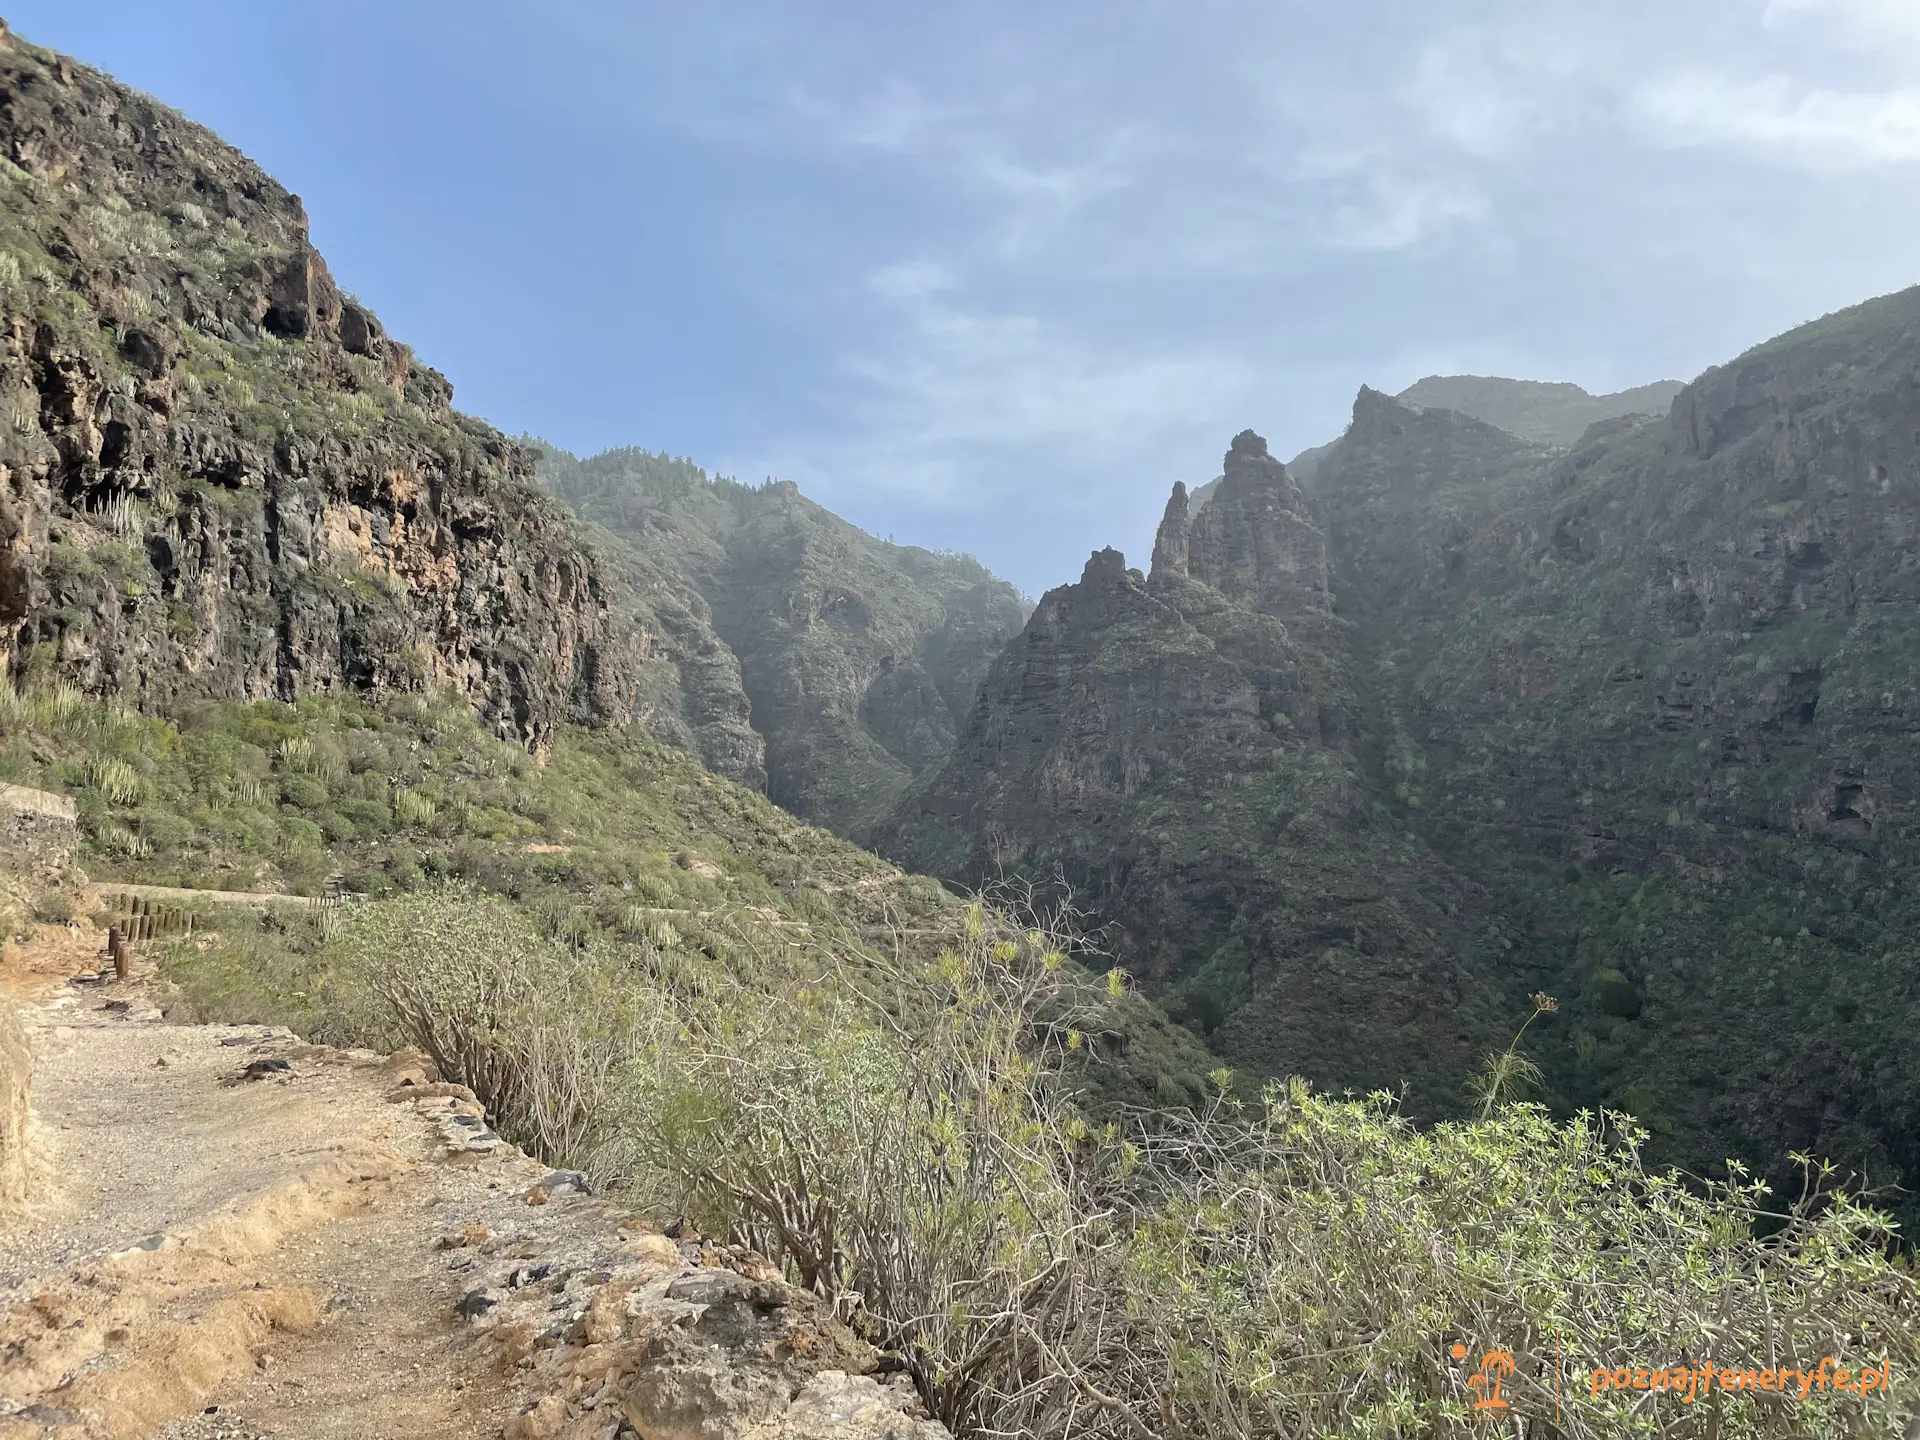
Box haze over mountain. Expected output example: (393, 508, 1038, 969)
(532, 443, 1027, 839)
(885, 286, 1920, 1227)
(1393, 375, 1686, 447)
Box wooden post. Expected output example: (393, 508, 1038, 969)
(110, 925, 128, 981)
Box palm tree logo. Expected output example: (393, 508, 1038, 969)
(1453, 1343, 1515, 1411)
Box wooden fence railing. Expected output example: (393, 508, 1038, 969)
(101, 892, 193, 980)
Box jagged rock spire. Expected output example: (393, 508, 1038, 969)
(1186, 430, 1329, 615)
(1150, 482, 1191, 584)
(1080, 546, 1132, 589)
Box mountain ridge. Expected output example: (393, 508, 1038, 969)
(534, 442, 1029, 839)
(1394, 373, 1685, 446)
(886, 282, 1920, 1220)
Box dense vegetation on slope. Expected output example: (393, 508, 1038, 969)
(1317, 293, 1920, 1218)
(0, 673, 1212, 1110)
(534, 443, 1028, 839)
(141, 879, 1920, 1437)
(892, 291, 1920, 1228)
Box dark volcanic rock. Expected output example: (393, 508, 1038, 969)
(0, 30, 632, 748)
(1185, 430, 1330, 614)
(884, 442, 1498, 1112)
(896, 288, 1920, 1221)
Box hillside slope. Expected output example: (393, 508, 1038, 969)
(537, 445, 1027, 839)
(1328, 289, 1920, 1203)
(0, 25, 631, 748)
(888, 286, 1920, 1215)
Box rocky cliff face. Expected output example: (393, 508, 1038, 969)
(0, 26, 632, 748)
(538, 446, 1028, 839)
(891, 287, 1920, 1211)
(1331, 290, 1920, 1206)
(883, 438, 1499, 1112)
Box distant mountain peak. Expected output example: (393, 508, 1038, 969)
(1393, 374, 1684, 447)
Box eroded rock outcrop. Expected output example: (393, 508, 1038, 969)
(884, 441, 1495, 1110)
(0, 29, 633, 747)
(1183, 429, 1329, 614)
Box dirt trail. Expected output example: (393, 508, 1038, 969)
(0, 914, 949, 1440)
(0, 927, 522, 1439)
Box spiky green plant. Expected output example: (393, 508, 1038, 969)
(86, 756, 145, 805)
(394, 788, 438, 827)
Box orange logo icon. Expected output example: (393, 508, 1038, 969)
(1452, 1343, 1515, 1411)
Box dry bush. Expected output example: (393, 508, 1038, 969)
(600, 892, 1920, 1439)
(259, 885, 1920, 1438)
(341, 889, 664, 1184)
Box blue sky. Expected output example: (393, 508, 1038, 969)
(15, 1, 1920, 595)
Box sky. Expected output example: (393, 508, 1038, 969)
(12, 1, 1920, 596)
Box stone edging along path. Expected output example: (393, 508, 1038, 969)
(0, 931, 948, 1440)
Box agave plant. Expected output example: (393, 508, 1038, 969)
(394, 788, 438, 827)
(86, 756, 145, 806)
(94, 822, 150, 859)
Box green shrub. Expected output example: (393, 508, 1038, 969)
(393, 787, 437, 827)
(291, 888, 1920, 1440)
(278, 774, 329, 809)
(85, 756, 146, 804)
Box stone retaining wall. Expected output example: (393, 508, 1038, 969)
(0, 784, 76, 869)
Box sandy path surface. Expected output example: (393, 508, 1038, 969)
(0, 912, 947, 1440)
(0, 929, 531, 1440)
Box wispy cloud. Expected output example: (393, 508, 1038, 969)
(1763, 0, 1920, 50)
(1632, 71, 1920, 167)
(515, 0, 1920, 590)
(777, 268, 1254, 504)
(1399, 23, 1594, 160)
(1296, 163, 1489, 253)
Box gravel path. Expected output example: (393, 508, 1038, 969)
(0, 912, 949, 1440)
(0, 936, 524, 1439)
(0, 994, 392, 1294)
